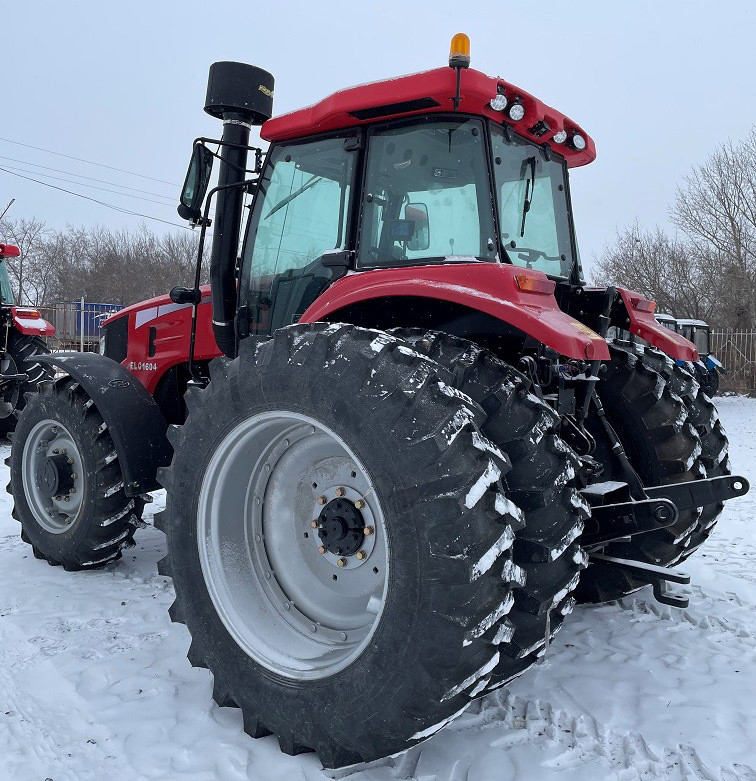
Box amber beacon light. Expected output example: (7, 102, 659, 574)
(448, 33, 471, 69)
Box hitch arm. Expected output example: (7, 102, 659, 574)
(589, 553, 691, 608)
(646, 475, 749, 512)
(581, 497, 677, 547)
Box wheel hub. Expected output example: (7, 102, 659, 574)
(317, 498, 365, 556)
(36, 453, 75, 499)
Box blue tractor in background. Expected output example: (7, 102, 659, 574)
(675, 318, 725, 396)
(655, 314, 725, 396)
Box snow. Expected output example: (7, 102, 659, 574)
(0, 396, 755, 779)
(464, 459, 501, 509)
(470, 525, 515, 580)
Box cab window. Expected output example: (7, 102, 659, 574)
(358, 118, 496, 266)
(240, 136, 356, 334)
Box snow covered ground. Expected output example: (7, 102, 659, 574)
(1, 396, 754, 781)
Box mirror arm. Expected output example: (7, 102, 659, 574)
(186, 177, 257, 384)
(193, 137, 266, 174)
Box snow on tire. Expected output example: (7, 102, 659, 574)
(8, 377, 144, 569)
(577, 342, 704, 603)
(391, 329, 588, 690)
(638, 346, 730, 557)
(155, 323, 526, 768)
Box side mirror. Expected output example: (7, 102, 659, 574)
(178, 144, 214, 222)
(321, 249, 355, 280)
(405, 203, 430, 251)
(169, 286, 202, 305)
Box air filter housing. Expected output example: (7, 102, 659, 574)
(204, 61, 274, 125)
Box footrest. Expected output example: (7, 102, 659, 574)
(589, 553, 690, 608)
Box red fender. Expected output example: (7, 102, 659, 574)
(301, 264, 610, 361)
(11, 306, 56, 337)
(615, 288, 698, 362)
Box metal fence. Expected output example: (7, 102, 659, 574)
(710, 331, 756, 394)
(37, 301, 124, 353)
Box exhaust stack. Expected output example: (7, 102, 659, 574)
(205, 61, 274, 357)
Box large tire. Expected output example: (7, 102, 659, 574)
(8, 377, 144, 569)
(0, 331, 53, 437)
(391, 329, 588, 692)
(636, 347, 729, 557)
(576, 343, 704, 603)
(156, 324, 532, 768)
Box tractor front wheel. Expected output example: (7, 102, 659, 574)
(8, 377, 144, 569)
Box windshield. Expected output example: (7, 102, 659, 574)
(358, 118, 497, 266)
(0, 261, 14, 305)
(490, 124, 574, 278)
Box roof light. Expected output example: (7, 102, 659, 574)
(449, 33, 471, 69)
(569, 133, 586, 151)
(490, 93, 507, 111)
(552, 129, 567, 144)
(507, 101, 525, 121)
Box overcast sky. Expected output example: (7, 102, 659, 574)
(2, 0, 754, 276)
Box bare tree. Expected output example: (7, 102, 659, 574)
(594, 127, 756, 330)
(0, 216, 55, 305)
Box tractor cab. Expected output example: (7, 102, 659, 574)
(676, 318, 724, 394)
(0, 243, 18, 305)
(676, 318, 709, 356)
(655, 313, 679, 333)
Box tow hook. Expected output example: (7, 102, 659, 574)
(589, 553, 691, 608)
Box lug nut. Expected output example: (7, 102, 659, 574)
(355, 550, 367, 561)
(68, 459, 74, 465)
(335, 487, 346, 497)
(354, 499, 365, 510)
(363, 525, 374, 536)
(318, 546, 326, 555)
(317, 495, 327, 505)
(310, 519, 319, 528)
(69, 488, 76, 494)
(337, 557, 348, 568)
(71, 473, 77, 480)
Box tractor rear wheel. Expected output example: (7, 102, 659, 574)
(0, 331, 53, 437)
(635, 347, 729, 558)
(576, 343, 704, 603)
(8, 377, 144, 569)
(391, 329, 588, 692)
(156, 324, 530, 767)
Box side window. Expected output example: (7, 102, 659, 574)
(241, 136, 355, 334)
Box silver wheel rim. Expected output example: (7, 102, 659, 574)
(197, 411, 389, 680)
(21, 419, 85, 533)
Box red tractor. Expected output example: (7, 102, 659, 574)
(8, 36, 748, 768)
(0, 242, 54, 436)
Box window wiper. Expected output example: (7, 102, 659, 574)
(519, 156, 537, 237)
(265, 175, 323, 219)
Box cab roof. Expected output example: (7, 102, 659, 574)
(261, 67, 596, 168)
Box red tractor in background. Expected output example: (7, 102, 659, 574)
(0, 242, 54, 436)
(8, 35, 749, 768)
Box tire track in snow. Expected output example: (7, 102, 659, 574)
(0, 619, 134, 780)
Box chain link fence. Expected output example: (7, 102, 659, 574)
(710, 331, 756, 394)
